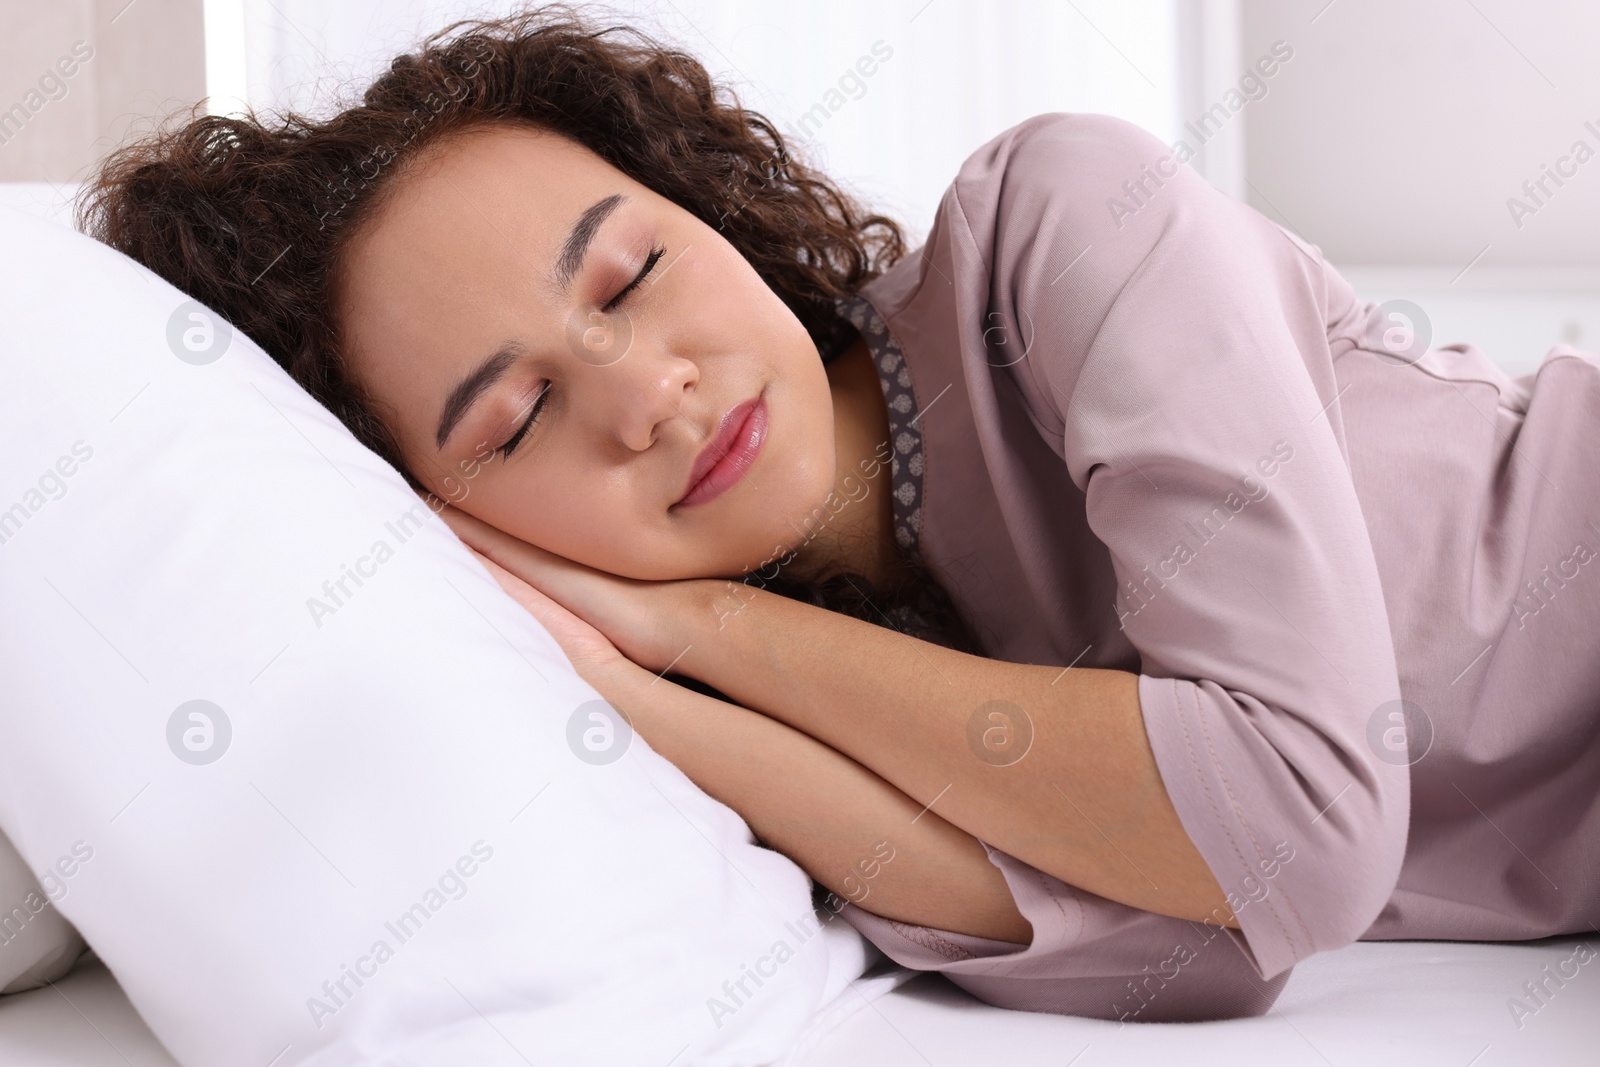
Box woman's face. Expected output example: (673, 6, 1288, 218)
(334, 121, 839, 580)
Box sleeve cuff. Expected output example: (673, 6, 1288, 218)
(834, 839, 1293, 1021)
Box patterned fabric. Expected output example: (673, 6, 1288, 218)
(834, 294, 923, 553)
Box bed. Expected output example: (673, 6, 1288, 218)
(0, 182, 1594, 1065)
(2, 935, 1594, 1065)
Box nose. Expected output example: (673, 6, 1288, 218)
(586, 337, 699, 452)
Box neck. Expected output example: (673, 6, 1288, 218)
(784, 333, 909, 592)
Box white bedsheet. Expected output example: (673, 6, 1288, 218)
(805, 935, 1599, 1065)
(4, 936, 1593, 1065)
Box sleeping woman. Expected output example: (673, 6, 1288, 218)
(80, 4, 1600, 1023)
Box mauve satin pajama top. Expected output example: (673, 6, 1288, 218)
(826, 112, 1600, 1022)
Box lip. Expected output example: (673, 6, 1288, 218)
(675, 392, 768, 508)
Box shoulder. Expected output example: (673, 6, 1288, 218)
(959, 111, 1172, 177)
(948, 112, 1194, 235)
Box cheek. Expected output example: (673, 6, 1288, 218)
(478, 465, 649, 573)
(783, 354, 838, 478)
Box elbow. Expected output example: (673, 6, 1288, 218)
(1280, 720, 1412, 952)
(946, 951, 1295, 1024)
(1109, 961, 1293, 1024)
(1300, 824, 1404, 954)
(1144, 674, 1413, 971)
(1332, 804, 1409, 949)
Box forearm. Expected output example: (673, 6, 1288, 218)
(595, 662, 1032, 945)
(677, 583, 1239, 929)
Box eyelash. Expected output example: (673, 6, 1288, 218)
(498, 381, 551, 458)
(602, 243, 667, 313)
(497, 243, 666, 459)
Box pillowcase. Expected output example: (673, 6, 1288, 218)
(0, 203, 893, 1066)
(0, 829, 88, 994)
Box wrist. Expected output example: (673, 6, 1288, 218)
(673, 576, 779, 699)
(656, 577, 734, 659)
(695, 575, 766, 640)
(573, 650, 653, 702)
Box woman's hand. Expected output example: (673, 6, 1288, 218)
(427, 493, 706, 677)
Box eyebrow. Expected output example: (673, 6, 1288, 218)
(434, 192, 628, 451)
(435, 343, 523, 451)
(554, 192, 628, 295)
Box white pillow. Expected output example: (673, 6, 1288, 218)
(0, 204, 900, 1066)
(0, 829, 88, 994)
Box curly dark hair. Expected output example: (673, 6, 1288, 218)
(76, 2, 988, 660)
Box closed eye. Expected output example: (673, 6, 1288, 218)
(602, 244, 666, 312)
(496, 244, 664, 460)
(499, 382, 552, 459)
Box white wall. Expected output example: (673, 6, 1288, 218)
(1243, 0, 1600, 268)
(14, 0, 1594, 374)
(209, 0, 1185, 245)
(1241, 0, 1600, 373)
(0, 0, 206, 183)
